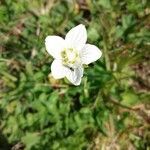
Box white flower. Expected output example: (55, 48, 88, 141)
(45, 24, 102, 85)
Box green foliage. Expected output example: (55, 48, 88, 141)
(0, 0, 150, 149)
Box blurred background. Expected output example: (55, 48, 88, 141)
(0, 0, 150, 149)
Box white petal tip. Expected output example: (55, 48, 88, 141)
(45, 36, 51, 43)
(98, 50, 102, 59)
(78, 24, 85, 27)
(72, 80, 81, 86)
(78, 24, 86, 30)
(71, 81, 81, 86)
(81, 44, 102, 65)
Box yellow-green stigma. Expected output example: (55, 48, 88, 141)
(61, 48, 79, 67)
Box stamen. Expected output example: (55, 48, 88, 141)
(61, 48, 80, 68)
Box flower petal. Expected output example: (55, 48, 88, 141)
(66, 67, 83, 86)
(51, 59, 67, 79)
(65, 24, 87, 51)
(45, 36, 65, 59)
(81, 44, 102, 65)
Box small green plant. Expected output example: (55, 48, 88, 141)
(0, 0, 149, 149)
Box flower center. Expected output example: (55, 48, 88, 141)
(61, 48, 80, 68)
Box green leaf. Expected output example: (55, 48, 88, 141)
(122, 14, 135, 29)
(98, 0, 112, 9)
(121, 91, 139, 106)
(88, 27, 100, 42)
(21, 133, 40, 150)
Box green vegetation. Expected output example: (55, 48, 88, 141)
(0, 0, 150, 149)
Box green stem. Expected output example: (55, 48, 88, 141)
(103, 42, 111, 71)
